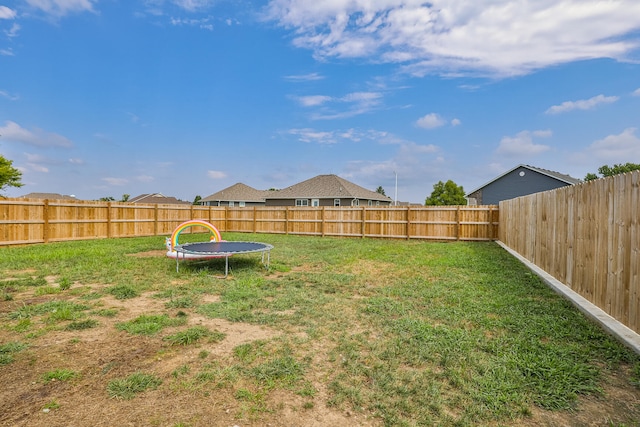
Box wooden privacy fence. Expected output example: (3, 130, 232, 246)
(0, 200, 499, 245)
(499, 171, 640, 335)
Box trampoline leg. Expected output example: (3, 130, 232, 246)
(225, 256, 229, 278)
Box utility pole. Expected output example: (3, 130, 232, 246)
(394, 171, 398, 206)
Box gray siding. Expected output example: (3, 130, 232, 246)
(480, 166, 571, 204)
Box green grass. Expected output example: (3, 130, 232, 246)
(107, 372, 163, 400)
(116, 314, 187, 335)
(43, 369, 80, 382)
(1, 233, 639, 426)
(0, 341, 28, 365)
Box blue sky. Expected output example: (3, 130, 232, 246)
(1, 0, 639, 203)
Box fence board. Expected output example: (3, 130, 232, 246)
(500, 171, 640, 335)
(0, 199, 497, 245)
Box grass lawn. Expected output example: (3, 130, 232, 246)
(1, 233, 639, 426)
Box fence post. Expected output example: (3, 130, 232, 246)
(154, 204, 159, 236)
(253, 206, 257, 233)
(321, 207, 325, 237)
(43, 199, 49, 243)
(406, 205, 411, 240)
(106, 202, 112, 238)
(285, 207, 289, 235)
(456, 206, 461, 241)
(362, 206, 366, 238)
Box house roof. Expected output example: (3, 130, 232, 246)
(201, 183, 268, 203)
(267, 174, 392, 202)
(466, 164, 581, 196)
(20, 192, 79, 200)
(128, 193, 191, 205)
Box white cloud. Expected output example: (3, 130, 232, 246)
(5, 23, 20, 38)
(170, 16, 213, 30)
(0, 120, 73, 148)
(172, 0, 216, 12)
(136, 175, 154, 182)
(633, 88, 640, 96)
(307, 91, 384, 120)
(284, 73, 325, 82)
(25, 0, 97, 17)
(496, 130, 552, 156)
(0, 48, 14, 56)
(416, 113, 445, 129)
(587, 128, 640, 160)
(0, 6, 16, 19)
(287, 128, 337, 144)
(207, 170, 227, 179)
(69, 158, 84, 165)
(451, 118, 461, 126)
(545, 94, 619, 114)
(103, 177, 128, 186)
(295, 95, 332, 107)
(265, 0, 640, 77)
(0, 90, 19, 101)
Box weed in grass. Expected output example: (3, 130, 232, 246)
(0, 341, 28, 365)
(107, 284, 139, 300)
(42, 400, 60, 411)
(3, 292, 13, 301)
(9, 300, 89, 321)
(172, 365, 190, 378)
(165, 295, 195, 309)
(66, 319, 99, 330)
(43, 369, 79, 382)
(199, 350, 209, 359)
(233, 340, 269, 364)
(250, 355, 305, 388)
(163, 326, 225, 346)
(13, 318, 31, 332)
(34, 285, 61, 296)
(116, 314, 186, 335)
(107, 372, 163, 400)
(92, 308, 119, 317)
(59, 277, 72, 290)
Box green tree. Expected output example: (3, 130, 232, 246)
(0, 155, 23, 194)
(375, 186, 386, 196)
(192, 195, 202, 205)
(99, 196, 116, 202)
(425, 180, 467, 206)
(584, 162, 640, 181)
(120, 194, 130, 202)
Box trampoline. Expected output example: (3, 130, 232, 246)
(174, 241, 274, 277)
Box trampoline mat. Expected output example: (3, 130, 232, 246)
(176, 241, 273, 255)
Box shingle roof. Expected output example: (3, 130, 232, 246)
(267, 174, 392, 202)
(201, 183, 268, 203)
(129, 193, 191, 205)
(466, 164, 581, 195)
(20, 192, 79, 200)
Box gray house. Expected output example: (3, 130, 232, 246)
(200, 183, 268, 207)
(265, 174, 392, 207)
(466, 164, 581, 205)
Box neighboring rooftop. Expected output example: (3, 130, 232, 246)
(267, 174, 391, 202)
(201, 183, 269, 203)
(128, 193, 191, 205)
(20, 192, 79, 200)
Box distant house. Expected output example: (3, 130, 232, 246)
(20, 192, 80, 201)
(466, 164, 581, 205)
(200, 183, 268, 207)
(265, 174, 392, 207)
(128, 193, 191, 205)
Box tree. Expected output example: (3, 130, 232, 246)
(0, 155, 23, 194)
(584, 162, 640, 181)
(120, 194, 130, 202)
(192, 195, 202, 205)
(425, 180, 467, 206)
(99, 196, 116, 202)
(375, 186, 386, 196)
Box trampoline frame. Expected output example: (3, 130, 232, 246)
(174, 241, 274, 277)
